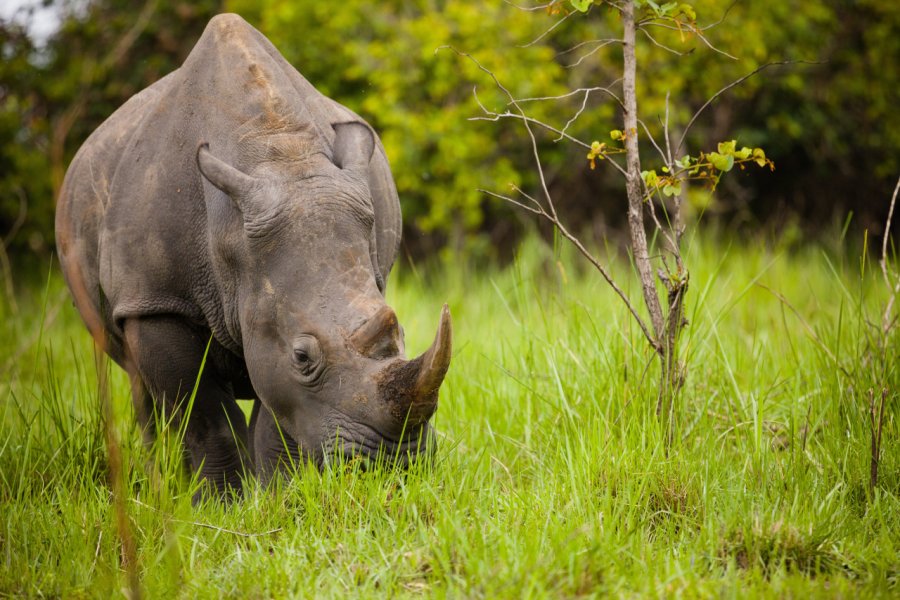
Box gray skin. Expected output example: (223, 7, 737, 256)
(55, 14, 452, 495)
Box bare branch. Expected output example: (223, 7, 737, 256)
(445, 44, 659, 351)
(880, 175, 900, 334)
(558, 89, 592, 141)
(479, 188, 543, 215)
(131, 498, 282, 537)
(467, 102, 630, 178)
(503, 0, 556, 12)
(638, 25, 691, 56)
(556, 38, 623, 58)
(880, 175, 900, 287)
(480, 187, 660, 352)
(638, 21, 739, 60)
(663, 92, 674, 166)
(445, 47, 560, 219)
(519, 10, 573, 48)
(645, 190, 679, 252)
(563, 39, 624, 68)
(698, 0, 739, 32)
(693, 28, 739, 60)
(637, 119, 668, 164)
(676, 60, 822, 156)
(516, 84, 624, 111)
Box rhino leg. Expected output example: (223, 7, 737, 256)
(249, 400, 301, 485)
(123, 316, 250, 498)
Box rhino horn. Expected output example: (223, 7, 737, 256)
(350, 305, 401, 357)
(378, 305, 452, 428)
(414, 304, 452, 400)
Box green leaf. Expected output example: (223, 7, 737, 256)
(660, 2, 678, 16)
(663, 181, 682, 197)
(752, 147, 768, 167)
(676, 155, 692, 169)
(570, 0, 593, 12)
(678, 3, 696, 20)
(717, 140, 737, 155)
(734, 146, 752, 160)
(641, 169, 660, 188)
(708, 152, 734, 172)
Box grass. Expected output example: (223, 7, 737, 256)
(1, 233, 898, 597)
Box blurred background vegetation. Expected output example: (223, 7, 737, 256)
(1, 0, 898, 266)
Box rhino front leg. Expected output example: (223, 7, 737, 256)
(249, 399, 302, 485)
(123, 316, 250, 498)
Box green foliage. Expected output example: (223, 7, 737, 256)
(1, 1, 898, 258)
(0, 0, 223, 257)
(640, 140, 774, 201)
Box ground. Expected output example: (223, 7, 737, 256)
(1, 234, 897, 597)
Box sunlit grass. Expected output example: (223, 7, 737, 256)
(1, 234, 897, 597)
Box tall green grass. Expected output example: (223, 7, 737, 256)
(1, 234, 897, 597)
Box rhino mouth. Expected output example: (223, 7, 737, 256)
(320, 422, 433, 469)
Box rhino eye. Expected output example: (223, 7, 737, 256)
(292, 335, 322, 378)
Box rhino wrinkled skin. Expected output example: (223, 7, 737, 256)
(55, 14, 451, 495)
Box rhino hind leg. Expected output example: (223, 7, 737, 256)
(123, 316, 251, 498)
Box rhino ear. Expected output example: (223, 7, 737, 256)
(332, 123, 374, 173)
(197, 143, 259, 200)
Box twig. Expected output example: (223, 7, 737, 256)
(637, 118, 668, 165)
(503, 0, 556, 12)
(562, 39, 624, 68)
(556, 38, 622, 58)
(663, 92, 674, 166)
(479, 187, 660, 352)
(697, 0, 739, 32)
(518, 10, 573, 48)
(639, 20, 739, 60)
(516, 84, 624, 111)
(868, 388, 886, 495)
(469, 89, 630, 178)
(130, 498, 283, 538)
(676, 60, 821, 155)
(637, 25, 691, 56)
(558, 88, 593, 140)
(880, 176, 900, 334)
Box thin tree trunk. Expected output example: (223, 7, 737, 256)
(621, 1, 664, 343)
(622, 1, 686, 443)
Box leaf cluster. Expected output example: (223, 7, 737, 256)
(640, 140, 774, 199)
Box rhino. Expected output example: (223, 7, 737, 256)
(55, 13, 451, 495)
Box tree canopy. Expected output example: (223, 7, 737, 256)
(1, 0, 897, 260)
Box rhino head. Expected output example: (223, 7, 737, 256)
(196, 123, 450, 471)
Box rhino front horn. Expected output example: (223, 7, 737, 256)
(413, 304, 452, 401)
(379, 304, 452, 428)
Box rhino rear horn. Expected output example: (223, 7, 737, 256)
(197, 143, 260, 200)
(332, 123, 374, 172)
(350, 305, 402, 358)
